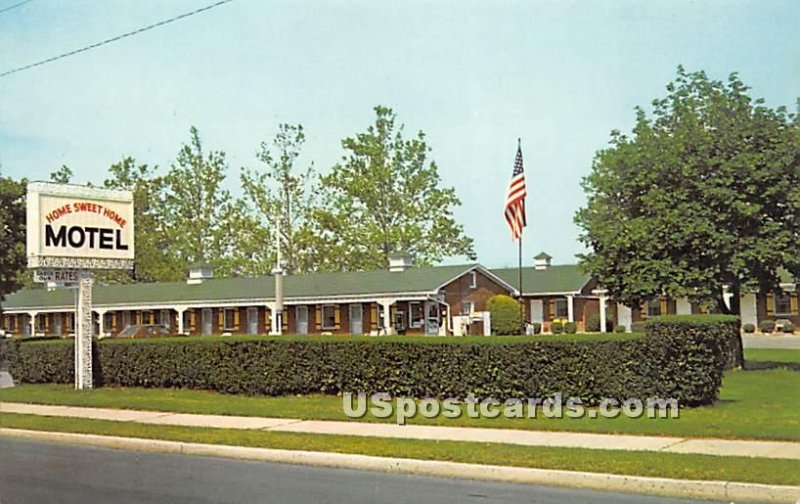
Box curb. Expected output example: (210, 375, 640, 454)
(2, 428, 799, 503)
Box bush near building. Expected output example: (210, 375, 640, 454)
(485, 294, 522, 335)
(1, 315, 737, 406)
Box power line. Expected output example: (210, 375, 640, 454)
(0, 0, 235, 79)
(0, 0, 33, 15)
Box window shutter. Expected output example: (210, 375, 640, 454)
(282, 312, 288, 332)
(111, 313, 117, 331)
(659, 299, 668, 315)
(334, 305, 341, 330)
(315, 306, 322, 330)
(790, 293, 798, 315)
(548, 299, 555, 320)
(640, 303, 648, 319)
(766, 294, 775, 316)
(234, 309, 240, 330)
(371, 304, 378, 330)
(217, 309, 223, 330)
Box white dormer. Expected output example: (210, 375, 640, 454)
(187, 263, 214, 284)
(533, 252, 552, 270)
(388, 253, 413, 272)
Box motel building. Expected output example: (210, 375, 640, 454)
(1, 253, 798, 338)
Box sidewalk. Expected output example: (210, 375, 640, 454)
(3, 401, 800, 461)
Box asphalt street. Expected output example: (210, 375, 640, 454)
(0, 438, 709, 504)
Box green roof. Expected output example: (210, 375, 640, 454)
(490, 264, 591, 295)
(1, 264, 478, 310)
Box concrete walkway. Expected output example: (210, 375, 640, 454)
(743, 334, 800, 349)
(3, 401, 800, 461)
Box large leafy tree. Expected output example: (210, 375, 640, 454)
(576, 67, 800, 313)
(241, 124, 317, 274)
(162, 127, 240, 276)
(102, 157, 178, 283)
(314, 106, 475, 271)
(0, 172, 27, 301)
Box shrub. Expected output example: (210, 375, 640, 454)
(614, 325, 627, 333)
(585, 313, 601, 332)
(563, 322, 577, 334)
(531, 322, 542, 334)
(645, 314, 743, 371)
(486, 295, 522, 335)
(742, 323, 755, 333)
(759, 320, 775, 333)
(783, 322, 795, 334)
(550, 321, 563, 334)
(3, 319, 733, 406)
(631, 321, 647, 333)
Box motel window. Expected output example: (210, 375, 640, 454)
(37, 314, 47, 333)
(469, 271, 477, 289)
(223, 308, 236, 331)
(122, 311, 131, 329)
(646, 299, 662, 317)
(554, 299, 568, 319)
(462, 301, 474, 315)
(321, 305, 336, 330)
(409, 302, 423, 328)
(775, 292, 792, 315)
(160, 309, 171, 329)
(103, 313, 113, 333)
(8, 316, 17, 333)
(67, 313, 76, 333)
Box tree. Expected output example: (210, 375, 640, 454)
(486, 294, 522, 335)
(241, 124, 317, 274)
(49, 165, 72, 184)
(0, 172, 26, 302)
(575, 67, 800, 313)
(161, 127, 240, 276)
(102, 157, 178, 283)
(314, 106, 475, 271)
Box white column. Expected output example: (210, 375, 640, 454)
(599, 297, 607, 333)
(95, 309, 107, 338)
(75, 271, 93, 390)
(377, 299, 395, 335)
(176, 307, 186, 335)
(567, 296, 574, 323)
(28, 311, 38, 336)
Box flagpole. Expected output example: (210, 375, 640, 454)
(517, 138, 524, 334)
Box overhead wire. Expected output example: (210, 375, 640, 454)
(0, 0, 235, 78)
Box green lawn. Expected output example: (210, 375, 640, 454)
(2, 412, 798, 486)
(3, 349, 799, 441)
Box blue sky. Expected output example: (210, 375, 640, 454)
(0, 0, 798, 268)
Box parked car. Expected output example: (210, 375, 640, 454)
(113, 324, 172, 339)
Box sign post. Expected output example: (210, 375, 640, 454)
(26, 182, 134, 390)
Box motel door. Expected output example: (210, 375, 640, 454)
(54, 314, 62, 335)
(247, 307, 258, 335)
(296, 306, 308, 334)
(424, 301, 440, 336)
(349, 304, 363, 334)
(202, 308, 213, 336)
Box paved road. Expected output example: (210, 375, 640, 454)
(743, 334, 800, 349)
(0, 438, 707, 504)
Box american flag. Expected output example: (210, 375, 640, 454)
(504, 144, 527, 241)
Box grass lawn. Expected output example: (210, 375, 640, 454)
(2, 412, 799, 486)
(2, 348, 798, 441)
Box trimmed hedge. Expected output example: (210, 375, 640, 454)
(0, 316, 736, 406)
(645, 314, 743, 371)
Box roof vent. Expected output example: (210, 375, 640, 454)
(533, 252, 552, 270)
(187, 262, 214, 284)
(388, 253, 413, 273)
